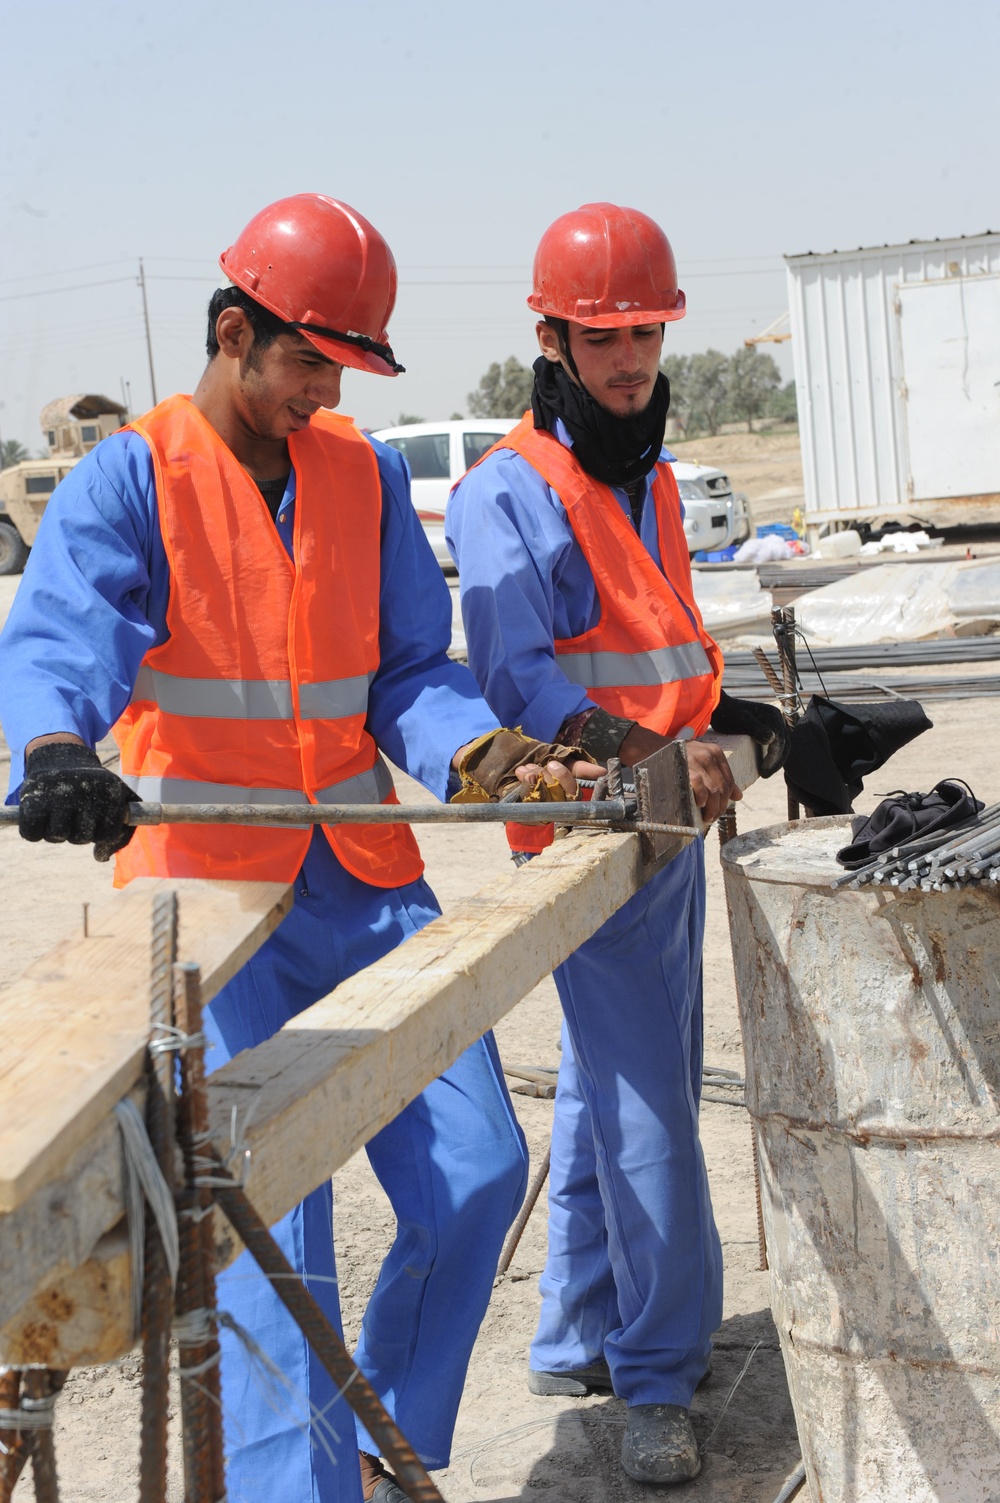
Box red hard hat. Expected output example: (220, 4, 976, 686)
(527, 203, 685, 328)
(219, 194, 403, 377)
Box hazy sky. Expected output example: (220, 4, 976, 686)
(2, 0, 996, 447)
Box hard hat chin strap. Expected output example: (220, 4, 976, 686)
(286, 321, 405, 374)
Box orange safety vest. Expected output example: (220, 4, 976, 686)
(468, 414, 723, 854)
(112, 395, 424, 890)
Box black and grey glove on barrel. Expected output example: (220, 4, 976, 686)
(18, 741, 140, 861)
(710, 689, 790, 777)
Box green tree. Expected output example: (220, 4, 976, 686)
(686, 350, 730, 436)
(727, 347, 781, 432)
(767, 380, 799, 424)
(467, 356, 534, 418)
(0, 439, 29, 470)
(659, 353, 692, 435)
(393, 413, 425, 426)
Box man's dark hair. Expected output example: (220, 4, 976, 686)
(206, 286, 289, 359)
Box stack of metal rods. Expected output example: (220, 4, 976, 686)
(724, 636, 1000, 674)
(831, 801, 1000, 891)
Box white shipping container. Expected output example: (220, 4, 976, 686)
(785, 232, 1000, 534)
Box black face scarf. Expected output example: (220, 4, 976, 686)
(530, 353, 671, 489)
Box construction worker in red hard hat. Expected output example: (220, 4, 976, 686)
(0, 193, 599, 1503)
(448, 202, 789, 1485)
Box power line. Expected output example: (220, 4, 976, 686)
(0, 267, 785, 304)
(0, 276, 134, 303)
(397, 267, 783, 286)
(3, 315, 143, 341)
(0, 259, 133, 288)
(684, 267, 784, 279)
(392, 254, 784, 270)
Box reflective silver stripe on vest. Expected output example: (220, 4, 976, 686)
(123, 755, 394, 807)
(133, 666, 370, 721)
(555, 640, 711, 689)
(299, 675, 371, 720)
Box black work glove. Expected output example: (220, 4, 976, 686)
(19, 741, 140, 861)
(710, 689, 790, 777)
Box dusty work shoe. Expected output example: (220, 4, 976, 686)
(359, 1450, 409, 1503)
(621, 1404, 701, 1485)
(528, 1356, 614, 1396)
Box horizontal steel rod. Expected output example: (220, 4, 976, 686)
(0, 800, 702, 838)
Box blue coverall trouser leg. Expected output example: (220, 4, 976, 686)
(203, 832, 529, 1502)
(529, 839, 723, 1409)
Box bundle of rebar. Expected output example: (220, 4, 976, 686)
(831, 801, 1000, 891)
(725, 635, 1000, 675)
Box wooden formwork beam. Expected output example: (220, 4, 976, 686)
(0, 876, 293, 1213)
(0, 735, 757, 1366)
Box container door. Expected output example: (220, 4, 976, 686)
(898, 273, 1000, 500)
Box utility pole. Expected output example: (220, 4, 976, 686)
(138, 258, 158, 406)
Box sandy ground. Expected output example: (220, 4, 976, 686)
(3, 560, 998, 1503)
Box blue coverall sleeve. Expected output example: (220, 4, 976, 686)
(0, 432, 163, 794)
(366, 438, 498, 801)
(445, 451, 593, 741)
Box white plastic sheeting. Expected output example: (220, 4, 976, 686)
(692, 569, 772, 635)
(796, 560, 1000, 645)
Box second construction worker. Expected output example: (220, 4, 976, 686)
(447, 202, 787, 1485)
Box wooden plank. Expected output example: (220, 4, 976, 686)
(0, 736, 757, 1364)
(702, 730, 760, 814)
(0, 876, 293, 1213)
(206, 828, 646, 1233)
(0, 1096, 140, 1333)
(2, 1225, 132, 1368)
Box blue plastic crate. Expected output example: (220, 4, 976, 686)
(693, 545, 740, 563)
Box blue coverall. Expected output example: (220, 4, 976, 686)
(446, 424, 723, 1409)
(0, 430, 530, 1502)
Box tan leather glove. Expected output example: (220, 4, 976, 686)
(451, 728, 583, 804)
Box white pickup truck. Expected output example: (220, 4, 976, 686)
(371, 419, 751, 567)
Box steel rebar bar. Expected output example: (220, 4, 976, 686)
(832, 800, 1000, 890)
(173, 962, 226, 1503)
(206, 1155, 444, 1503)
(751, 646, 786, 700)
(727, 635, 1000, 673)
(0, 800, 701, 838)
(139, 892, 178, 1503)
(21, 1370, 67, 1503)
(0, 1370, 31, 1501)
(496, 1149, 552, 1279)
(772, 607, 802, 821)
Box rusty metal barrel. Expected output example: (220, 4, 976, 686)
(723, 816, 1000, 1503)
